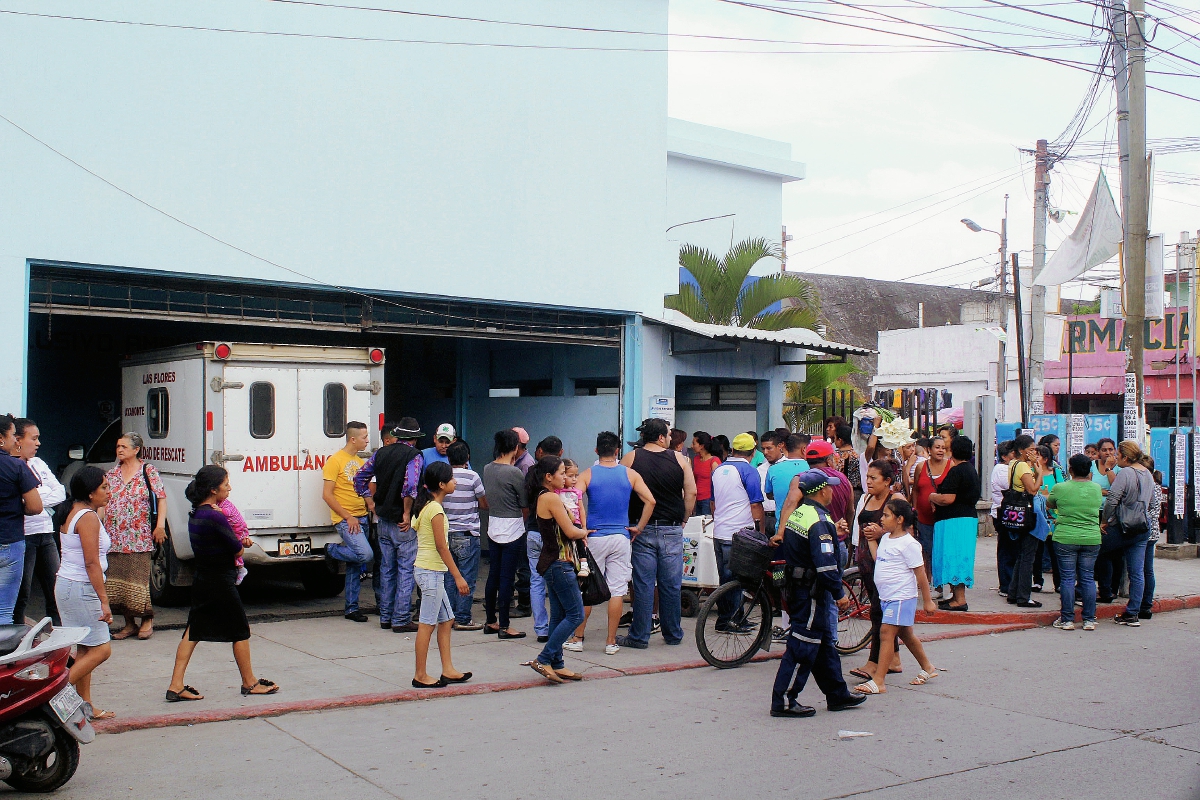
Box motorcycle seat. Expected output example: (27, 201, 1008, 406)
(0, 624, 31, 657)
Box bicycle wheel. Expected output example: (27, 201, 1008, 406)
(835, 568, 873, 656)
(695, 580, 771, 669)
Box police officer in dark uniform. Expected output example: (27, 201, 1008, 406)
(770, 469, 866, 717)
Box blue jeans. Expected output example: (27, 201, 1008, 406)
(327, 517, 374, 614)
(0, 539, 27, 624)
(1122, 532, 1150, 616)
(1141, 541, 1156, 615)
(627, 523, 684, 646)
(444, 533, 481, 624)
(376, 519, 418, 625)
(695, 499, 712, 516)
(712, 539, 738, 627)
(537, 560, 585, 668)
(1055, 543, 1099, 623)
(526, 531, 550, 637)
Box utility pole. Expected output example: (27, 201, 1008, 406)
(1126, 0, 1150, 443)
(781, 225, 793, 272)
(1030, 139, 1050, 414)
(997, 197, 1009, 422)
(1110, 2, 1132, 227)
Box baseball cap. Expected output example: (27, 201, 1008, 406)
(731, 433, 757, 452)
(805, 439, 835, 460)
(435, 423, 456, 441)
(797, 469, 842, 494)
(512, 426, 530, 445)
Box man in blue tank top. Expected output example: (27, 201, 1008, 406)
(573, 432, 657, 655)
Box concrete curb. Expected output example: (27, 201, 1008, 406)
(93, 597, 1200, 735)
(91, 619, 1034, 735)
(915, 593, 1200, 626)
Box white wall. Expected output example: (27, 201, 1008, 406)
(0, 0, 668, 412)
(873, 325, 1022, 422)
(676, 410, 759, 441)
(666, 119, 803, 262)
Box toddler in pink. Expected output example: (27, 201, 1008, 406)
(219, 498, 252, 585)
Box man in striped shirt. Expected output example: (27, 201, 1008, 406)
(442, 440, 487, 630)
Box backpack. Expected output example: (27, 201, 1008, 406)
(996, 462, 1036, 535)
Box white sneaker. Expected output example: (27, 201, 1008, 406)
(1083, 620, 1097, 631)
(1052, 619, 1074, 631)
(563, 640, 584, 652)
(605, 644, 620, 655)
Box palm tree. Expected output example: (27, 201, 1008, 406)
(665, 237, 819, 331)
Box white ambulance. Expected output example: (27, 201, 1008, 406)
(116, 342, 386, 604)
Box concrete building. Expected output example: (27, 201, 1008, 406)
(2, 1, 859, 467)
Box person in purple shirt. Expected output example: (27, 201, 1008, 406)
(354, 418, 424, 632)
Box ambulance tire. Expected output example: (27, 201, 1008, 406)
(302, 567, 346, 598)
(150, 533, 191, 607)
(680, 588, 700, 618)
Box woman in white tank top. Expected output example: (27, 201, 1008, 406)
(54, 466, 115, 720)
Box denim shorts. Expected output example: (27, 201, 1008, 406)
(415, 567, 454, 625)
(54, 578, 111, 647)
(880, 596, 917, 627)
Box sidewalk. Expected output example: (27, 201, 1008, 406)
(88, 534, 1199, 734)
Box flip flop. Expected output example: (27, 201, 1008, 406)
(165, 686, 203, 702)
(854, 679, 884, 694)
(910, 669, 939, 685)
(90, 709, 116, 720)
(848, 668, 873, 681)
(241, 678, 280, 696)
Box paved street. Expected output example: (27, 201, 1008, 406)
(15, 608, 1199, 799)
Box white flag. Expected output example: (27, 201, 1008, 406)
(1034, 170, 1123, 287)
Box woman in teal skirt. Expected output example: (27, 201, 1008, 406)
(929, 436, 981, 612)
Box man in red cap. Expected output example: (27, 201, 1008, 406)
(801, 439, 853, 527)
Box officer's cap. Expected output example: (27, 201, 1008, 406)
(798, 469, 841, 494)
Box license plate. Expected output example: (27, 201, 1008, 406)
(277, 538, 312, 557)
(49, 684, 84, 723)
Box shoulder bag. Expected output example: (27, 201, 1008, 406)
(577, 543, 611, 607)
(996, 462, 1036, 535)
(1116, 469, 1151, 539)
(143, 463, 159, 533)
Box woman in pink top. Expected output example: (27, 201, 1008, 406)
(691, 432, 721, 516)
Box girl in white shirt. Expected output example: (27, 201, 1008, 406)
(855, 498, 939, 695)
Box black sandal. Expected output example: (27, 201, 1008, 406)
(165, 686, 203, 702)
(241, 678, 280, 696)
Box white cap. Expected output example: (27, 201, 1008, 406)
(435, 423, 456, 440)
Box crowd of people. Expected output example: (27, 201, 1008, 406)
(0, 406, 1167, 721)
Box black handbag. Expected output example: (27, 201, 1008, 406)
(1116, 469, 1150, 539)
(578, 544, 611, 607)
(996, 462, 1036, 535)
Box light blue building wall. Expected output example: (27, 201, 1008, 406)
(0, 0, 669, 413)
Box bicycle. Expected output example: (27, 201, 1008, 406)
(695, 563, 873, 669)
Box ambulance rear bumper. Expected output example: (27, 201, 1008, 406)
(243, 530, 345, 566)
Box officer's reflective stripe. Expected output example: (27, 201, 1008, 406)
(785, 504, 820, 538)
(816, 565, 837, 573)
(806, 599, 818, 629)
(790, 631, 821, 644)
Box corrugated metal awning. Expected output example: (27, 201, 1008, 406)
(643, 312, 874, 357)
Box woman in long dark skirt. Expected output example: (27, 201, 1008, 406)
(165, 466, 279, 701)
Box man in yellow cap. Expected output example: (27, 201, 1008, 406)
(709, 433, 765, 630)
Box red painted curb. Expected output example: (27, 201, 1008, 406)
(916, 593, 1200, 626)
(91, 619, 1051, 735)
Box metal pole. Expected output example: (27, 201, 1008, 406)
(1068, 323, 1075, 416)
(1031, 141, 1050, 413)
(998, 196, 1009, 421)
(1012, 253, 1029, 424)
(1127, 0, 1150, 442)
(1110, 2, 1132, 233)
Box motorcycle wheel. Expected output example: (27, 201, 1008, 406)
(4, 723, 80, 793)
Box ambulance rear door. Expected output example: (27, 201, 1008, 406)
(296, 368, 374, 528)
(222, 367, 300, 530)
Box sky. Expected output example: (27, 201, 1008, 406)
(666, 0, 1200, 300)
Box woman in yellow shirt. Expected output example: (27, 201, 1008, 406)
(411, 462, 472, 689)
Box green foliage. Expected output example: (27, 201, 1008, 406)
(782, 361, 863, 433)
(665, 237, 817, 330)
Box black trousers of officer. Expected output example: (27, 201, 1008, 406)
(772, 599, 854, 711)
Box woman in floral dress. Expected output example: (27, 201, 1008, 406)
(104, 432, 167, 640)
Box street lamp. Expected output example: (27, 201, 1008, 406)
(961, 200, 1010, 421)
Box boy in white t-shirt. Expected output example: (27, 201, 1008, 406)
(855, 498, 939, 695)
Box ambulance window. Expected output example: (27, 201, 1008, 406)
(147, 389, 169, 439)
(323, 383, 347, 438)
(249, 382, 275, 439)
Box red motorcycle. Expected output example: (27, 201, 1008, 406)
(0, 618, 95, 793)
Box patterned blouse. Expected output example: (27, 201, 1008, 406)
(104, 463, 167, 553)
